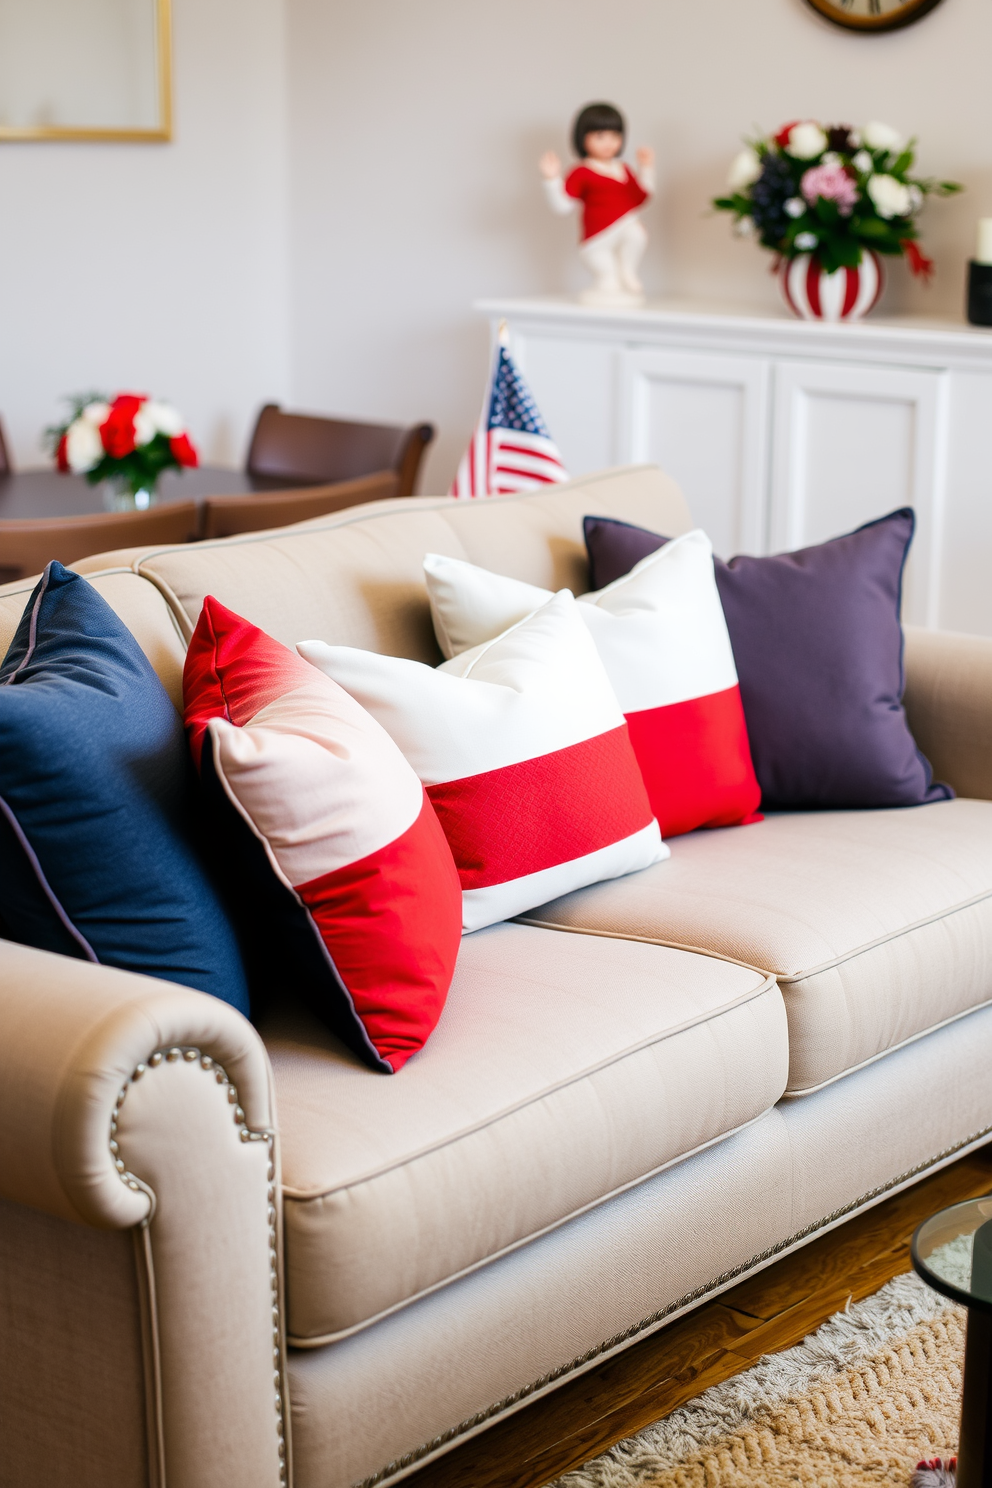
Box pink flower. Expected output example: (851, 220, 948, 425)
(801, 163, 859, 216)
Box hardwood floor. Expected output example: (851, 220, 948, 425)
(403, 1143, 992, 1488)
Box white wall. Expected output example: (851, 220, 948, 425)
(0, 0, 290, 468)
(1, 0, 989, 487)
(284, 0, 992, 493)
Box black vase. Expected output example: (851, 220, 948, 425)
(971, 1215, 992, 1300)
(967, 261, 992, 327)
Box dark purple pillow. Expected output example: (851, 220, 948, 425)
(583, 510, 952, 811)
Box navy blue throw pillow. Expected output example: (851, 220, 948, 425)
(0, 563, 249, 1013)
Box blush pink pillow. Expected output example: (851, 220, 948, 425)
(184, 596, 462, 1073)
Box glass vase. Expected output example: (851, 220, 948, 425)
(101, 481, 158, 513)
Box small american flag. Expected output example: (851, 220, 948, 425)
(450, 334, 568, 498)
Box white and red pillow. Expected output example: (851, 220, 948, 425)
(183, 596, 462, 1073)
(298, 591, 666, 932)
(423, 532, 762, 839)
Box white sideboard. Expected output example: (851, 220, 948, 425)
(478, 298, 992, 635)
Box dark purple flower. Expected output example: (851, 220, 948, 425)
(827, 125, 856, 153)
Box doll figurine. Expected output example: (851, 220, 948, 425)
(540, 102, 655, 307)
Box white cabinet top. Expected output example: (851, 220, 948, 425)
(477, 296, 992, 369)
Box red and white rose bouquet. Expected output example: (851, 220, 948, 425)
(48, 392, 198, 507)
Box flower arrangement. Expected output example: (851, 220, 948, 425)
(713, 120, 961, 280)
(48, 392, 198, 506)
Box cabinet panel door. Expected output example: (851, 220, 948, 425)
(619, 350, 770, 557)
(771, 360, 949, 627)
(505, 329, 621, 478)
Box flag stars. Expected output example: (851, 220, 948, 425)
(488, 351, 551, 437)
(451, 342, 567, 497)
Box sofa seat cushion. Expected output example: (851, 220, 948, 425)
(522, 799, 992, 1095)
(262, 921, 785, 1345)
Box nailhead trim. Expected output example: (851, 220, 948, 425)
(111, 1046, 287, 1487)
(355, 1121, 992, 1488)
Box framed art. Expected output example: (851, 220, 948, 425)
(0, 0, 171, 142)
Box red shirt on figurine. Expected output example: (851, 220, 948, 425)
(563, 163, 649, 242)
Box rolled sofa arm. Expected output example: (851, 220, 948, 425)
(0, 939, 288, 1488)
(904, 626, 992, 802)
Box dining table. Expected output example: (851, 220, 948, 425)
(0, 466, 264, 521)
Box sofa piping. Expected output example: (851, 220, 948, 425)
(523, 906, 992, 1099)
(281, 972, 779, 1202)
(113, 1044, 289, 1488)
(353, 1120, 992, 1488)
(122, 464, 657, 567)
(781, 991, 992, 1098)
(523, 870, 992, 986)
(286, 1101, 786, 1349)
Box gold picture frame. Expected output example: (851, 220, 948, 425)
(0, 0, 172, 143)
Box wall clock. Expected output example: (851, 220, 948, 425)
(803, 0, 945, 31)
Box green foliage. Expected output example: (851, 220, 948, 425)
(84, 434, 181, 497)
(44, 392, 109, 456)
(713, 125, 962, 273)
(45, 394, 187, 496)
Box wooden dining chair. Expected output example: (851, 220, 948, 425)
(200, 470, 399, 541)
(245, 405, 434, 497)
(0, 502, 200, 586)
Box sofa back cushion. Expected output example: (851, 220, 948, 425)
(0, 468, 691, 697)
(114, 468, 691, 664)
(0, 566, 188, 707)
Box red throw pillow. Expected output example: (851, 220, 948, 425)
(423, 536, 762, 839)
(299, 591, 666, 931)
(183, 596, 462, 1073)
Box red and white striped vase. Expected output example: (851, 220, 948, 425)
(779, 251, 884, 322)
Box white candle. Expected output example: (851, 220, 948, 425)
(977, 218, 992, 265)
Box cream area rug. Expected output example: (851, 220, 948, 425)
(553, 1271, 965, 1488)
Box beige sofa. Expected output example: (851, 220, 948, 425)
(2, 465, 992, 1488)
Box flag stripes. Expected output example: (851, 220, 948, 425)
(451, 342, 568, 499)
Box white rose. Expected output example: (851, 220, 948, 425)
(148, 400, 184, 436)
(785, 197, 806, 218)
(795, 231, 819, 251)
(786, 122, 827, 160)
(822, 151, 841, 167)
(727, 147, 762, 190)
(80, 401, 110, 427)
(867, 173, 911, 219)
(852, 150, 873, 174)
(863, 120, 905, 154)
(65, 417, 104, 473)
(133, 400, 184, 446)
(133, 404, 155, 447)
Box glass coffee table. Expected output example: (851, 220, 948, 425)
(913, 1197, 992, 1487)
